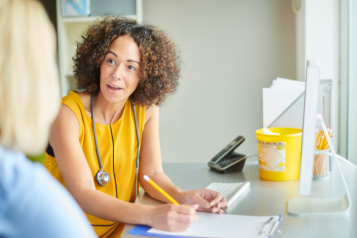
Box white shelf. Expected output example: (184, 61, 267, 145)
(61, 15, 137, 23)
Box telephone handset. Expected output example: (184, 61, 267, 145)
(208, 136, 246, 173)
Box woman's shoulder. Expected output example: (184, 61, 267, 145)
(62, 91, 90, 108)
(61, 91, 91, 120)
(52, 91, 89, 137)
(0, 146, 28, 190)
(76, 91, 91, 112)
(0, 146, 96, 237)
(0, 146, 42, 198)
(144, 104, 158, 124)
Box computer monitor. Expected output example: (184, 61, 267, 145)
(287, 60, 351, 216)
(299, 60, 320, 196)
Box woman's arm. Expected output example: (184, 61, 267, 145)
(139, 105, 227, 213)
(138, 104, 182, 201)
(50, 104, 197, 231)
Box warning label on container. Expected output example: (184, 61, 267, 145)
(257, 141, 286, 172)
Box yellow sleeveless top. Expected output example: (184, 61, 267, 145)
(44, 91, 145, 238)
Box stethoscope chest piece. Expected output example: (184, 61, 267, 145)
(96, 169, 110, 186)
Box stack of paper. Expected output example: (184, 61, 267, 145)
(263, 78, 305, 129)
(130, 212, 281, 238)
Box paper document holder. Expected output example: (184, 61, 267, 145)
(287, 115, 351, 216)
(263, 79, 333, 129)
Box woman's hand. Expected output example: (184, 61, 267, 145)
(146, 204, 199, 231)
(177, 189, 227, 214)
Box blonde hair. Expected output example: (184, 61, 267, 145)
(0, 0, 60, 155)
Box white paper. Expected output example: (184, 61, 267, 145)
(273, 77, 305, 87)
(148, 212, 280, 238)
(263, 88, 304, 128)
(263, 78, 305, 128)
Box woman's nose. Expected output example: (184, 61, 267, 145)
(111, 65, 124, 80)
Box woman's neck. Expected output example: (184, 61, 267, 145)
(94, 92, 126, 125)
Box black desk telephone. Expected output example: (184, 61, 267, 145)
(208, 136, 246, 173)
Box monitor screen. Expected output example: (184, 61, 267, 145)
(288, 61, 350, 216)
(299, 60, 320, 196)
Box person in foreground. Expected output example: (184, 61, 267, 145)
(45, 17, 227, 237)
(0, 0, 97, 237)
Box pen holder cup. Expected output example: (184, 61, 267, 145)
(313, 149, 329, 180)
(256, 128, 302, 181)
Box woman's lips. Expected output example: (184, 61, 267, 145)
(107, 84, 122, 94)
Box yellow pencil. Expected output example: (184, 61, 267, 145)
(321, 134, 326, 150)
(314, 160, 318, 176)
(315, 131, 323, 149)
(318, 135, 324, 150)
(143, 175, 179, 205)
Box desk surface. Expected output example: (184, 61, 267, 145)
(122, 159, 357, 238)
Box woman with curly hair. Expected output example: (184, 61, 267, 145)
(45, 17, 226, 237)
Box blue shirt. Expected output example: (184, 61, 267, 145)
(0, 146, 97, 238)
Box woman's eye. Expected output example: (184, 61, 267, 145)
(128, 65, 135, 71)
(107, 59, 115, 64)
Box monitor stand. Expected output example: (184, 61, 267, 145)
(287, 115, 352, 216)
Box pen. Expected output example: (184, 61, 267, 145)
(143, 175, 179, 205)
(268, 215, 282, 236)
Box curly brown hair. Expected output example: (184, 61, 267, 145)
(73, 17, 181, 106)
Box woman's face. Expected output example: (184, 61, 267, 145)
(99, 35, 141, 104)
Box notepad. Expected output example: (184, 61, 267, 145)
(129, 212, 281, 238)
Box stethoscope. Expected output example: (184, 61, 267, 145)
(91, 94, 141, 198)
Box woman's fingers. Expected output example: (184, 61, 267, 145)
(165, 220, 191, 232)
(211, 206, 224, 213)
(189, 204, 200, 210)
(150, 204, 199, 232)
(174, 213, 199, 223)
(210, 196, 227, 213)
(209, 192, 225, 207)
(170, 204, 199, 223)
(191, 193, 211, 209)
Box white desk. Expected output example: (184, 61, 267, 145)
(122, 159, 357, 238)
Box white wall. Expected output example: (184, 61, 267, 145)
(340, 0, 349, 157)
(143, 0, 296, 163)
(296, 0, 340, 151)
(347, 0, 357, 164)
(296, 0, 305, 82)
(305, 0, 339, 81)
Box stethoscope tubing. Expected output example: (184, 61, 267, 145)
(130, 100, 141, 198)
(92, 95, 104, 170)
(91, 94, 141, 197)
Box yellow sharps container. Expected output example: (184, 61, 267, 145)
(255, 128, 302, 181)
